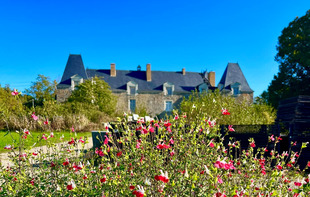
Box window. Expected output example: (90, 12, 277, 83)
(127, 81, 138, 95)
(233, 87, 239, 95)
(130, 86, 136, 95)
(130, 99, 136, 113)
(165, 101, 173, 112)
(163, 82, 174, 96)
(166, 87, 173, 96)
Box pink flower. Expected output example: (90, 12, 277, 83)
(11, 89, 19, 96)
(116, 151, 122, 157)
(24, 129, 30, 135)
(44, 119, 48, 125)
(228, 125, 235, 132)
(218, 177, 223, 184)
(250, 142, 256, 148)
(71, 126, 75, 132)
(50, 132, 54, 138)
(83, 174, 88, 180)
(155, 170, 169, 183)
(104, 136, 109, 145)
(4, 145, 12, 150)
(100, 175, 107, 183)
(156, 142, 170, 149)
(42, 134, 47, 140)
(209, 142, 215, 148)
(95, 148, 105, 157)
(221, 108, 230, 115)
(270, 135, 275, 141)
(31, 112, 38, 121)
(132, 185, 145, 197)
(277, 165, 283, 170)
(68, 138, 75, 145)
(169, 137, 174, 145)
(207, 118, 216, 128)
(67, 180, 76, 190)
(294, 182, 302, 187)
(148, 125, 154, 133)
(79, 137, 85, 143)
(170, 149, 175, 156)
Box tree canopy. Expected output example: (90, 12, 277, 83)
(68, 76, 116, 115)
(25, 74, 56, 106)
(262, 10, 310, 108)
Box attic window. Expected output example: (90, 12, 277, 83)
(233, 87, 239, 95)
(163, 82, 174, 96)
(198, 83, 208, 93)
(127, 81, 138, 96)
(71, 75, 84, 90)
(231, 82, 241, 96)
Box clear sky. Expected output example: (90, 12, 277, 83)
(0, 0, 309, 97)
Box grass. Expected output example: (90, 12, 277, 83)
(0, 130, 91, 153)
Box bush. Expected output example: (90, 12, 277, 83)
(1, 111, 310, 196)
(180, 90, 276, 125)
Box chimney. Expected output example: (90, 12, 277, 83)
(182, 68, 186, 75)
(208, 71, 215, 87)
(110, 63, 116, 77)
(146, 63, 151, 82)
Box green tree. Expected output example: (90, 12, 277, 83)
(25, 74, 56, 106)
(263, 10, 310, 108)
(68, 76, 116, 115)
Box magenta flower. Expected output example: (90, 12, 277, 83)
(42, 134, 47, 140)
(221, 108, 230, 115)
(155, 170, 169, 183)
(44, 119, 48, 125)
(50, 132, 54, 138)
(31, 112, 38, 121)
(79, 137, 85, 143)
(132, 185, 145, 197)
(11, 89, 19, 96)
(4, 145, 12, 150)
(228, 125, 235, 132)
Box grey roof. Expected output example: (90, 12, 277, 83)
(86, 69, 204, 93)
(57, 54, 88, 89)
(218, 63, 253, 93)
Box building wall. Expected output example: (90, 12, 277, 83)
(114, 91, 185, 117)
(56, 89, 72, 102)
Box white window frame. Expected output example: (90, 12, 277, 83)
(71, 74, 84, 90)
(163, 82, 174, 96)
(127, 81, 138, 96)
(165, 100, 173, 112)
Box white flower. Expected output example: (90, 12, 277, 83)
(145, 178, 151, 186)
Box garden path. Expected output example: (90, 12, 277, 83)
(0, 137, 93, 167)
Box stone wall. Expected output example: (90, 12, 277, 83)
(115, 91, 185, 117)
(56, 89, 72, 102)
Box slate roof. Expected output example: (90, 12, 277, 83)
(86, 69, 204, 93)
(57, 54, 88, 89)
(218, 63, 253, 93)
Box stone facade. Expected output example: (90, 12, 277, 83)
(114, 91, 185, 117)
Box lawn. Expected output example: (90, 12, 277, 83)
(0, 130, 91, 153)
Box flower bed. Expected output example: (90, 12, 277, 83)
(1, 111, 310, 196)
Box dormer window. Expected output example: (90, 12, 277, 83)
(127, 81, 138, 96)
(163, 82, 174, 96)
(198, 83, 208, 93)
(231, 82, 241, 96)
(71, 74, 84, 90)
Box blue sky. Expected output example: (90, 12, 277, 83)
(0, 0, 309, 97)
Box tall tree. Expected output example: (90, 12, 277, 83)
(263, 10, 310, 108)
(68, 76, 116, 115)
(25, 74, 56, 105)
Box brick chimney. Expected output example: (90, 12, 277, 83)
(208, 71, 215, 87)
(146, 63, 151, 82)
(182, 68, 186, 75)
(110, 63, 116, 77)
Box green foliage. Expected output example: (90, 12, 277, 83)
(263, 10, 310, 108)
(25, 74, 56, 106)
(180, 90, 276, 125)
(68, 76, 116, 115)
